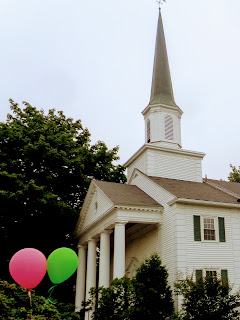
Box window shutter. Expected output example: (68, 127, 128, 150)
(221, 270, 228, 286)
(194, 215, 201, 241)
(196, 270, 203, 281)
(218, 217, 226, 242)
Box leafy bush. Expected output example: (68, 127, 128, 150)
(175, 274, 240, 320)
(85, 254, 174, 320)
(0, 280, 80, 319)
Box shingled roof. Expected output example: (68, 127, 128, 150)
(94, 180, 162, 208)
(148, 176, 240, 205)
(208, 179, 240, 197)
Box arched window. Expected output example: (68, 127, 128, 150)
(147, 119, 151, 143)
(165, 115, 174, 140)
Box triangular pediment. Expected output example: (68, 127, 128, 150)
(75, 180, 114, 236)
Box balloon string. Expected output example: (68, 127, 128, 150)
(28, 289, 32, 307)
(48, 285, 57, 304)
(41, 285, 57, 313)
(28, 290, 33, 319)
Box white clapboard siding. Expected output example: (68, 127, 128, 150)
(125, 228, 159, 277)
(174, 204, 240, 293)
(80, 187, 113, 230)
(231, 208, 240, 292)
(127, 147, 203, 183)
(172, 204, 188, 281)
(127, 152, 147, 181)
(130, 170, 177, 286)
(146, 148, 203, 182)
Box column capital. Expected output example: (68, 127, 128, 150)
(101, 229, 113, 235)
(77, 244, 87, 249)
(115, 221, 128, 226)
(87, 238, 99, 243)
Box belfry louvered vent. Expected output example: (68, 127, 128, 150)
(165, 115, 174, 140)
(147, 119, 151, 143)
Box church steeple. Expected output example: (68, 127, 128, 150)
(124, 9, 205, 183)
(142, 9, 183, 149)
(149, 9, 177, 107)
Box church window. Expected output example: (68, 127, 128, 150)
(147, 119, 151, 143)
(203, 218, 215, 240)
(164, 115, 174, 140)
(196, 269, 228, 284)
(193, 216, 226, 242)
(206, 270, 217, 278)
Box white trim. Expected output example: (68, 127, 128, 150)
(129, 168, 176, 201)
(77, 205, 163, 241)
(124, 144, 205, 167)
(142, 103, 183, 116)
(201, 216, 219, 242)
(170, 198, 240, 208)
(204, 268, 220, 278)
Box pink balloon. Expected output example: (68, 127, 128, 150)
(9, 248, 47, 289)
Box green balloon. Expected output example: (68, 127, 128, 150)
(47, 248, 78, 284)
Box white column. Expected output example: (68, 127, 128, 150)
(85, 239, 98, 320)
(75, 245, 87, 312)
(99, 230, 112, 287)
(113, 222, 126, 279)
(85, 239, 97, 300)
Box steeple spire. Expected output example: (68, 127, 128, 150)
(149, 9, 177, 107)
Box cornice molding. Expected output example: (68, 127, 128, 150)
(168, 197, 240, 208)
(124, 144, 205, 167)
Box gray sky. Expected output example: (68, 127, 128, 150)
(1, 0, 239, 181)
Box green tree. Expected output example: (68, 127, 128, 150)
(228, 164, 240, 183)
(0, 100, 126, 300)
(133, 254, 174, 320)
(86, 254, 174, 320)
(175, 274, 240, 320)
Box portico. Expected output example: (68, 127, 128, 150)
(74, 180, 162, 313)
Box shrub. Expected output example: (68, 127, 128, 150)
(0, 280, 80, 319)
(175, 274, 240, 320)
(86, 254, 174, 320)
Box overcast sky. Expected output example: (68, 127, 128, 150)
(1, 0, 239, 181)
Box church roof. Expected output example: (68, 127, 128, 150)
(148, 176, 240, 204)
(207, 179, 240, 196)
(94, 180, 162, 208)
(149, 9, 177, 107)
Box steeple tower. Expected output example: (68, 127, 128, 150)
(142, 9, 183, 149)
(124, 9, 205, 183)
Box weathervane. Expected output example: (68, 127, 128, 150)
(156, 0, 166, 9)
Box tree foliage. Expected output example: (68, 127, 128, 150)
(134, 254, 174, 320)
(0, 280, 80, 320)
(86, 254, 174, 320)
(0, 100, 126, 299)
(86, 276, 136, 320)
(228, 164, 240, 183)
(175, 274, 240, 320)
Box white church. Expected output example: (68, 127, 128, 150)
(74, 9, 240, 313)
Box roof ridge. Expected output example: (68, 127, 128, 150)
(203, 179, 240, 200)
